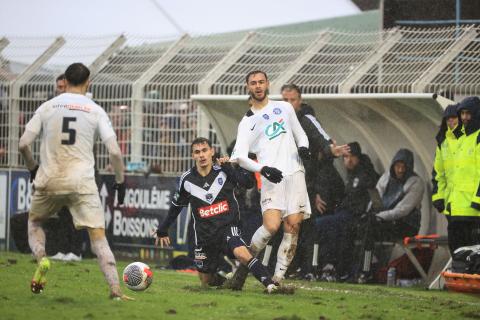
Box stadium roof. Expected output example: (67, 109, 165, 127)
(258, 10, 380, 33)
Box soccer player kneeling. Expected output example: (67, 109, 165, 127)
(153, 137, 293, 294)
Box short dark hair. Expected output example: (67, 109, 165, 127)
(191, 137, 212, 152)
(65, 63, 90, 86)
(348, 141, 362, 157)
(245, 70, 268, 83)
(56, 73, 66, 82)
(280, 83, 301, 97)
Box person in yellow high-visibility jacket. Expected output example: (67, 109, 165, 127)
(433, 97, 480, 255)
(432, 104, 460, 214)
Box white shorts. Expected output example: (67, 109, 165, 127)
(260, 170, 311, 219)
(29, 192, 104, 229)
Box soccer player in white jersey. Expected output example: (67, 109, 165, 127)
(19, 63, 131, 300)
(230, 70, 311, 284)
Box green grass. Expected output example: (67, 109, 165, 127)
(0, 252, 479, 320)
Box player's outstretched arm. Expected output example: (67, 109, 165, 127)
(260, 166, 283, 183)
(231, 129, 283, 183)
(153, 204, 182, 247)
(104, 136, 125, 184)
(329, 140, 350, 157)
(104, 137, 126, 204)
(217, 157, 255, 188)
(19, 130, 40, 182)
(287, 103, 309, 149)
(231, 120, 263, 173)
(19, 109, 42, 174)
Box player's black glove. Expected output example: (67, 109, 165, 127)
(155, 228, 169, 238)
(113, 182, 126, 205)
(220, 161, 234, 172)
(29, 165, 39, 183)
(298, 147, 311, 162)
(432, 199, 445, 213)
(260, 166, 283, 183)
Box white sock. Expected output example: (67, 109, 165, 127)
(274, 232, 298, 280)
(90, 237, 120, 294)
(250, 225, 272, 256)
(28, 219, 46, 262)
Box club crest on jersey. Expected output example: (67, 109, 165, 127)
(273, 108, 281, 115)
(173, 191, 180, 202)
(205, 193, 213, 201)
(262, 114, 270, 120)
(264, 118, 286, 140)
(218, 177, 223, 185)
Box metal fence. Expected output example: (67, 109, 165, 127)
(1, 25, 480, 174)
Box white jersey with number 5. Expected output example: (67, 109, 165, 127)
(231, 100, 309, 175)
(25, 93, 116, 194)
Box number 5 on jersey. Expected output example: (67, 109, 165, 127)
(62, 117, 77, 145)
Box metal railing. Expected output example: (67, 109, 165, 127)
(1, 26, 479, 173)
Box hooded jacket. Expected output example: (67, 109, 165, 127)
(376, 149, 424, 228)
(432, 104, 462, 213)
(443, 97, 480, 219)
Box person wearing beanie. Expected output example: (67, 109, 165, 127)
(433, 97, 480, 255)
(432, 104, 460, 215)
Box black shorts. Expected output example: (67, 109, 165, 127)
(194, 225, 247, 274)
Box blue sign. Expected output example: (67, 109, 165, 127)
(0, 171, 8, 243)
(9, 170, 32, 216)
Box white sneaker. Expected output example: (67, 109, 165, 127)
(265, 283, 295, 294)
(50, 252, 65, 260)
(266, 283, 278, 294)
(63, 252, 82, 262)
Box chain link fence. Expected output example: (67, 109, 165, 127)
(1, 26, 479, 174)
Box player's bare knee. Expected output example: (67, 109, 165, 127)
(283, 214, 303, 234)
(283, 221, 301, 234)
(263, 218, 281, 234)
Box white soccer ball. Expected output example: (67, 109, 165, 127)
(122, 262, 153, 291)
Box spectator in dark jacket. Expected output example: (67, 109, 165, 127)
(316, 142, 379, 281)
(281, 84, 349, 279)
